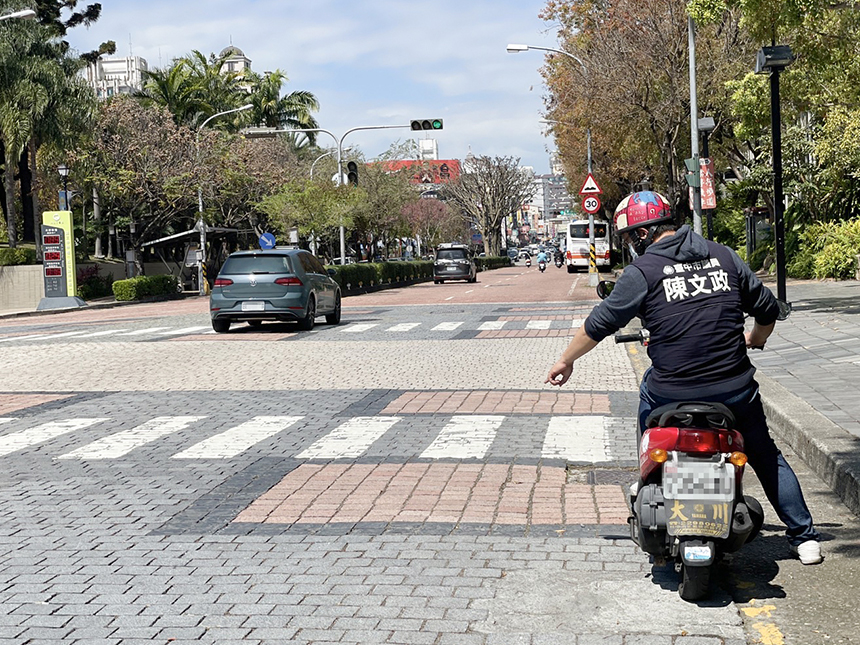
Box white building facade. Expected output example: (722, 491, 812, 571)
(86, 56, 148, 99)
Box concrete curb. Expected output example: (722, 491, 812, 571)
(0, 294, 189, 321)
(758, 372, 860, 516)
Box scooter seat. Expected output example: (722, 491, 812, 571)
(645, 401, 735, 430)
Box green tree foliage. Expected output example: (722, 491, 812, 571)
(349, 162, 417, 260)
(0, 1, 95, 248)
(443, 155, 534, 256)
(258, 178, 362, 259)
(74, 96, 198, 247)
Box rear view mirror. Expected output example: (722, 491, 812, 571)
(596, 280, 615, 300)
(776, 299, 792, 321)
(327, 268, 337, 277)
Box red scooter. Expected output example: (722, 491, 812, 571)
(598, 281, 765, 601)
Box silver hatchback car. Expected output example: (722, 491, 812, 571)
(209, 249, 341, 333)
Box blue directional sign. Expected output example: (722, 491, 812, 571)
(258, 232, 277, 250)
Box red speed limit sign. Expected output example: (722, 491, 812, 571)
(582, 195, 601, 214)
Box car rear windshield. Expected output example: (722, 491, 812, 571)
(219, 254, 292, 275)
(569, 224, 607, 238)
(437, 249, 468, 260)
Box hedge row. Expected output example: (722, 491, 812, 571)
(475, 256, 512, 271)
(326, 257, 512, 290)
(327, 261, 434, 289)
(112, 274, 178, 301)
(0, 248, 37, 266)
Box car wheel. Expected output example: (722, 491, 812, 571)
(212, 319, 231, 333)
(298, 296, 316, 331)
(325, 293, 342, 325)
(247, 320, 263, 328)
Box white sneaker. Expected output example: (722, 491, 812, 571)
(790, 540, 823, 565)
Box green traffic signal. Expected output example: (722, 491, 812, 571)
(410, 119, 444, 131)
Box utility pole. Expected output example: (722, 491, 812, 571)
(688, 16, 703, 235)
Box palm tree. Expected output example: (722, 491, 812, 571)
(246, 69, 319, 146)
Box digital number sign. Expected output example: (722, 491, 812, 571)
(44, 251, 61, 261)
(43, 235, 61, 245)
(45, 267, 62, 277)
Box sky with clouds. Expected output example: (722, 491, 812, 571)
(65, 0, 563, 174)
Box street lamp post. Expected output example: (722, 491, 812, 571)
(57, 163, 69, 210)
(243, 124, 413, 264)
(509, 43, 600, 285)
(756, 45, 795, 303)
(0, 8, 36, 21)
(195, 104, 253, 295)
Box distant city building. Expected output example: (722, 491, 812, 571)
(86, 56, 148, 99)
(381, 160, 461, 185)
(220, 45, 252, 74)
(550, 152, 565, 175)
(534, 174, 575, 220)
(418, 139, 438, 161)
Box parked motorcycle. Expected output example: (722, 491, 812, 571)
(596, 278, 783, 601)
(539, 261, 546, 273)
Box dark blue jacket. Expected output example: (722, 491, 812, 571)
(584, 226, 780, 398)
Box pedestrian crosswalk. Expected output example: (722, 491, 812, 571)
(0, 318, 586, 344)
(0, 413, 630, 463)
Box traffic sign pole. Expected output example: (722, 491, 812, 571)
(580, 188, 603, 288)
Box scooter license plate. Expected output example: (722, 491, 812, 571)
(663, 460, 734, 502)
(666, 499, 732, 539)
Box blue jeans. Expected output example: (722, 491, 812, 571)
(638, 369, 819, 546)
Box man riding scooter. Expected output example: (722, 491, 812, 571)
(545, 190, 822, 565)
(536, 249, 548, 273)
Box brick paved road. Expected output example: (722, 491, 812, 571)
(0, 265, 846, 644)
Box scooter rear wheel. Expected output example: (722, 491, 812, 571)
(678, 563, 711, 601)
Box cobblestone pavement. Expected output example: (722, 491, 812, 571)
(0, 267, 856, 644)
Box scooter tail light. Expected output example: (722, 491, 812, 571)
(676, 430, 721, 453)
(649, 449, 669, 463)
(213, 278, 232, 287)
(729, 452, 748, 467)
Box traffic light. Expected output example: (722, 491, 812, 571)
(410, 119, 443, 131)
(346, 161, 359, 187)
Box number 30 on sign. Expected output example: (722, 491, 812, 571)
(582, 196, 601, 214)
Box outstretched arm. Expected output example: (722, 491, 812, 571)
(545, 325, 599, 386)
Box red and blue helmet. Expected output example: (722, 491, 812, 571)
(613, 191, 673, 235)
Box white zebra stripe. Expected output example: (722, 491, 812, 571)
(478, 321, 506, 331)
(0, 418, 108, 457)
(57, 416, 205, 459)
(172, 416, 303, 459)
(420, 415, 504, 459)
(541, 416, 611, 462)
(296, 416, 401, 459)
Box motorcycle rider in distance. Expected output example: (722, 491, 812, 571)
(544, 190, 822, 565)
(537, 250, 549, 266)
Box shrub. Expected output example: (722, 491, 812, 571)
(813, 241, 857, 279)
(112, 274, 178, 301)
(474, 256, 512, 271)
(0, 247, 38, 266)
(76, 264, 114, 300)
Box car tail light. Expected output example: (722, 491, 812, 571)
(214, 278, 233, 287)
(275, 276, 303, 286)
(566, 250, 572, 259)
(676, 429, 721, 454)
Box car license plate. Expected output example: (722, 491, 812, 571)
(446, 266, 458, 271)
(663, 460, 734, 502)
(241, 301, 265, 312)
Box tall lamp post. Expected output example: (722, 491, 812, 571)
(57, 163, 70, 210)
(195, 104, 253, 295)
(507, 43, 600, 285)
(0, 8, 36, 21)
(755, 45, 794, 303)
